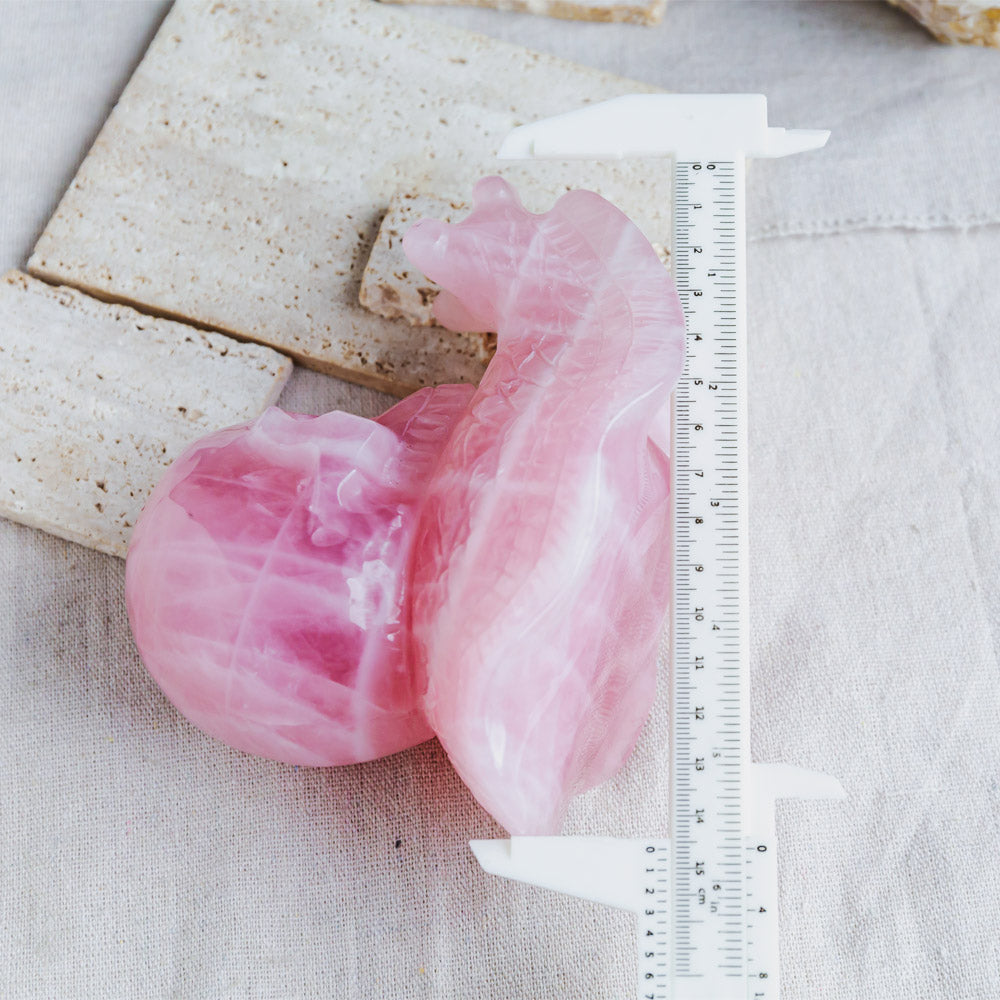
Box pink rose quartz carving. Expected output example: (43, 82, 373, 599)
(403, 178, 684, 834)
(125, 384, 473, 766)
(126, 178, 684, 835)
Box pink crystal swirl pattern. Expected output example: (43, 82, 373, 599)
(126, 384, 473, 766)
(404, 178, 685, 835)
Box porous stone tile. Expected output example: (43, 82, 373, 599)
(360, 192, 467, 328)
(28, 0, 669, 396)
(0, 271, 291, 557)
(382, 0, 667, 26)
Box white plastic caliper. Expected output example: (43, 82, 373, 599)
(472, 95, 845, 1000)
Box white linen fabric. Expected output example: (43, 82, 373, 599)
(1, 2, 998, 998)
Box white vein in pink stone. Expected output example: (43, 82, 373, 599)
(404, 178, 685, 834)
(126, 384, 473, 766)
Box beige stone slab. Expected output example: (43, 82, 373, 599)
(28, 0, 669, 397)
(360, 193, 468, 328)
(382, 0, 667, 26)
(0, 271, 292, 557)
(887, 0, 999, 45)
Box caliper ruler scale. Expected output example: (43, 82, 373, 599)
(472, 95, 844, 1000)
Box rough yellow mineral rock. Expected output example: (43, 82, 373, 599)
(888, 0, 1000, 45)
(28, 0, 672, 397)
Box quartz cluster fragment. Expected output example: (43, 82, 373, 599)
(126, 178, 685, 833)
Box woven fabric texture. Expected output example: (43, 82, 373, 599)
(1, 2, 998, 998)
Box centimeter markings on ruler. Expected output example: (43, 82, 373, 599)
(669, 158, 758, 1000)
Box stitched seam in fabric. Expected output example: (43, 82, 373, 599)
(751, 213, 1000, 241)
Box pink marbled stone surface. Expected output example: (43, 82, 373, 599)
(126, 385, 472, 766)
(404, 178, 684, 834)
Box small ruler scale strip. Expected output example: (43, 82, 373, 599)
(470, 95, 844, 1000)
(671, 157, 750, 996)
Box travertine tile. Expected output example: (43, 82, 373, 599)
(360, 193, 468, 329)
(29, 0, 669, 396)
(0, 271, 291, 557)
(383, 0, 667, 27)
